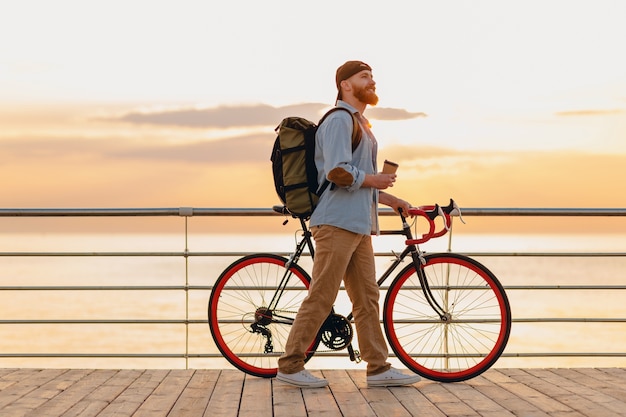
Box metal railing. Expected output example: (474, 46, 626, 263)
(1, 207, 625, 369)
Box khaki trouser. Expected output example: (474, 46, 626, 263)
(277, 225, 391, 376)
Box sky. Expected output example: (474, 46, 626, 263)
(1, 0, 625, 233)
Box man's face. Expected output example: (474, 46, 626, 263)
(351, 70, 378, 106)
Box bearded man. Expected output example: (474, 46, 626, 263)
(276, 61, 421, 388)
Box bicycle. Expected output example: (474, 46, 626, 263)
(208, 199, 511, 382)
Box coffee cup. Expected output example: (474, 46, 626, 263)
(382, 160, 399, 174)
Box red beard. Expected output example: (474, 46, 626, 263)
(354, 85, 379, 106)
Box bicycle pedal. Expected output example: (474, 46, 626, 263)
(348, 347, 362, 363)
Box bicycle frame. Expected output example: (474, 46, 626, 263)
(268, 205, 451, 335)
(265, 216, 314, 316)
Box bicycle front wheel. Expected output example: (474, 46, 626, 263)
(208, 254, 316, 378)
(384, 253, 511, 382)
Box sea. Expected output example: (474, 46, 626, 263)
(1, 232, 625, 371)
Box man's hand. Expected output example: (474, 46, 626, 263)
(363, 173, 396, 190)
(379, 192, 412, 216)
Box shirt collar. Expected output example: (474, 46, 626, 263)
(336, 100, 359, 115)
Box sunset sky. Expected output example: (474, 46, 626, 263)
(1, 0, 625, 233)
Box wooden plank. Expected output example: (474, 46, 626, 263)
(526, 368, 624, 417)
(96, 369, 169, 417)
(358, 386, 412, 417)
(466, 371, 551, 417)
(51, 369, 123, 417)
(570, 368, 626, 400)
(168, 370, 219, 417)
(387, 385, 449, 417)
(238, 375, 272, 417)
(0, 369, 67, 410)
(345, 368, 417, 417)
(2, 369, 94, 416)
(0, 369, 21, 390)
(494, 369, 583, 416)
(301, 388, 342, 417)
(0, 368, 18, 377)
(131, 369, 194, 417)
(325, 370, 376, 417)
(300, 370, 342, 417)
(272, 379, 308, 417)
(441, 379, 516, 417)
(203, 370, 244, 417)
(600, 367, 626, 381)
(418, 381, 479, 417)
(23, 369, 119, 417)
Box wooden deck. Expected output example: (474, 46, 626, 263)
(0, 368, 624, 417)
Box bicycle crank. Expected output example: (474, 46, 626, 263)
(319, 313, 353, 351)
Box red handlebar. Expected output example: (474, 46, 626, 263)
(404, 203, 455, 245)
(405, 207, 437, 244)
(418, 205, 451, 238)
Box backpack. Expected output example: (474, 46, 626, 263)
(271, 107, 362, 218)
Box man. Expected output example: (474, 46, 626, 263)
(276, 61, 422, 388)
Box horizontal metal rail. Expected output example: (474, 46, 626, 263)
(2, 284, 626, 291)
(2, 207, 626, 217)
(2, 251, 626, 257)
(1, 207, 625, 368)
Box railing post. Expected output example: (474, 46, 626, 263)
(179, 207, 193, 369)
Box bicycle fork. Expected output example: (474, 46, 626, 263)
(411, 248, 450, 321)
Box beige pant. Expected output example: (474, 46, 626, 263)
(277, 225, 391, 376)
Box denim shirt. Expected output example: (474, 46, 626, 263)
(310, 101, 380, 235)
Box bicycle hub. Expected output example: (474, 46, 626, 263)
(254, 307, 273, 326)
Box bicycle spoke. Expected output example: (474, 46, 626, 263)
(208, 254, 314, 378)
(384, 253, 511, 382)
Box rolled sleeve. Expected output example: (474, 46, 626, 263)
(345, 164, 365, 191)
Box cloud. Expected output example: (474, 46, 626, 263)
(0, 133, 274, 165)
(367, 108, 427, 120)
(0, 137, 114, 160)
(114, 103, 323, 128)
(108, 103, 426, 128)
(111, 134, 273, 164)
(382, 144, 462, 162)
(555, 109, 624, 117)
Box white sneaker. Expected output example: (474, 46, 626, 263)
(367, 368, 421, 387)
(276, 370, 329, 388)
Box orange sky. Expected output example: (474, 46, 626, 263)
(1, 102, 624, 235)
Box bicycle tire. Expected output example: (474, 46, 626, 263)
(383, 253, 511, 382)
(208, 253, 318, 377)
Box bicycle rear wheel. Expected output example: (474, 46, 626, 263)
(384, 253, 511, 382)
(208, 254, 317, 377)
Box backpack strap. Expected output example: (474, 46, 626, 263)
(318, 107, 362, 151)
(316, 107, 364, 195)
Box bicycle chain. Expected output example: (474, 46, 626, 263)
(252, 309, 356, 354)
